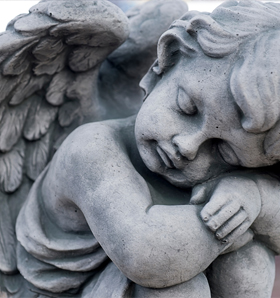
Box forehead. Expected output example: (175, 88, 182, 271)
(175, 52, 227, 80)
(141, 53, 243, 138)
(167, 54, 235, 108)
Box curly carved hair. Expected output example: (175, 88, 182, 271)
(141, 0, 280, 162)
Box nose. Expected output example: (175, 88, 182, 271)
(172, 133, 207, 161)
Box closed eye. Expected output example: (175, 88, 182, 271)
(177, 87, 197, 115)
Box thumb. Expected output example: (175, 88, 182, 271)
(190, 179, 218, 205)
(190, 184, 208, 205)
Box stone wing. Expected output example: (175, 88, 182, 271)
(0, 0, 129, 274)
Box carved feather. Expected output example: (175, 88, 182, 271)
(6, 13, 28, 32)
(32, 0, 119, 23)
(8, 73, 31, 105)
(33, 37, 65, 62)
(0, 105, 5, 122)
(0, 140, 25, 193)
(58, 101, 80, 127)
(14, 13, 58, 37)
(0, 74, 22, 105)
(0, 273, 30, 297)
(35, 0, 130, 43)
(8, 176, 33, 226)
(66, 32, 119, 47)
(69, 46, 108, 72)
(0, 0, 130, 195)
(47, 0, 130, 42)
(10, 74, 50, 105)
(2, 41, 37, 76)
(0, 31, 38, 64)
(0, 177, 32, 274)
(66, 70, 101, 121)
(25, 127, 53, 181)
(23, 94, 58, 141)
(0, 192, 17, 273)
(2, 273, 21, 294)
(0, 101, 31, 152)
(33, 49, 67, 76)
(53, 131, 69, 152)
(0, 0, 135, 283)
(66, 33, 96, 46)
(46, 70, 74, 106)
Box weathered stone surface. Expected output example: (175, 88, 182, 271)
(1, 0, 280, 297)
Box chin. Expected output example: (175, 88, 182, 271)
(159, 170, 207, 189)
(161, 164, 231, 188)
(164, 177, 196, 188)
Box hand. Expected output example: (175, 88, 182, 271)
(191, 176, 261, 244)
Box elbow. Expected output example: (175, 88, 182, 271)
(114, 239, 186, 288)
(118, 253, 168, 288)
(108, 235, 165, 287)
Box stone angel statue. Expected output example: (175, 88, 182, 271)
(0, 0, 188, 296)
(1, 0, 280, 298)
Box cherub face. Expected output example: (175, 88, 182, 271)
(135, 54, 274, 188)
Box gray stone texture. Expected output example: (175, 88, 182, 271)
(0, 0, 280, 297)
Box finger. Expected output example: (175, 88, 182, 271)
(205, 201, 241, 232)
(216, 209, 248, 240)
(190, 179, 217, 205)
(221, 220, 251, 245)
(200, 195, 231, 222)
(190, 184, 208, 205)
(221, 229, 254, 254)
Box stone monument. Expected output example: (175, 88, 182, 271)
(0, 0, 280, 297)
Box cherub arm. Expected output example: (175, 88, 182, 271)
(250, 173, 280, 254)
(192, 174, 261, 243)
(192, 171, 280, 253)
(42, 122, 257, 289)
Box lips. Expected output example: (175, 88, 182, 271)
(156, 145, 176, 169)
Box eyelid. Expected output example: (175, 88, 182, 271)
(176, 87, 197, 115)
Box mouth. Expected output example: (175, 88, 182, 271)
(156, 145, 176, 169)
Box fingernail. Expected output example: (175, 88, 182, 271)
(222, 239, 228, 244)
(216, 233, 220, 238)
(203, 217, 208, 222)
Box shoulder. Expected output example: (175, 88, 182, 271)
(58, 120, 126, 165)
(50, 118, 138, 188)
(65, 120, 121, 150)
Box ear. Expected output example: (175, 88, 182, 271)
(139, 60, 161, 101)
(157, 25, 199, 73)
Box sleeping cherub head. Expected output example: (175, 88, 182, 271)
(135, 0, 280, 188)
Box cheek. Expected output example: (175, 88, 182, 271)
(136, 99, 175, 141)
(163, 142, 234, 187)
(182, 143, 232, 176)
(135, 103, 160, 150)
(228, 132, 272, 167)
(135, 104, 153, 141)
